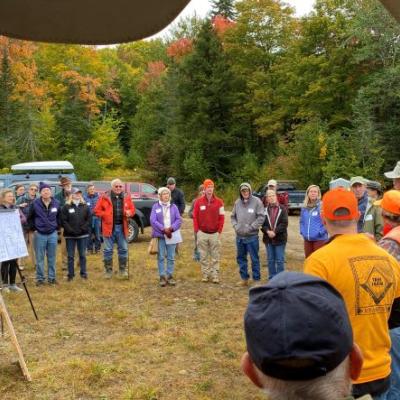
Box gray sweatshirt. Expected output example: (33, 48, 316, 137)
(231, 183, 265, 237)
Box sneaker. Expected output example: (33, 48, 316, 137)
(8, 284, 23, 292)
(1, 285, 10, 293)
(18, 265, 25, 271)
(201, 276, 209, 283)
(104, 271, 112, 279)
(167, 275, 176, 286)
(48, 279, 58, 285)
(118, 269, 129, 279)
(36, 281, 45, 287)
(237, 279, 249, 287)
(159, 276, 167, 287)
(212, 277, 220, 284)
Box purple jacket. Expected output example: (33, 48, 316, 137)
(150, 202, 182, 238)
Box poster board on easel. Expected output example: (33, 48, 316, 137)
(0, 208, 28, 262)
(0, 208, 31, 381)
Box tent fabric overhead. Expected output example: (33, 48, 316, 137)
(0, 0, 191, 45)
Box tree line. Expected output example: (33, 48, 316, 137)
(0, 0, 399, 188)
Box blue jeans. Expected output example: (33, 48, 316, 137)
(103, 224, 128, 262)
(35, 231, 58, 282)
(236, 235, 260, 281)
(66, 237, 88, 278)
(388, 327, 400, 400)
(87, 216, 101, 252)
(266, 243, 286, 280)
(157, 238, 176, 277)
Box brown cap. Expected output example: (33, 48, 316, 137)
(59, 176, 72, 186)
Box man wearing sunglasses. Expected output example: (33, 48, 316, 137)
(16, 183, 39, 268)
(94, 179, 135, 279)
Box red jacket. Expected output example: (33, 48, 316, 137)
(193, 194, 225, 234)
(94, 191, 135, 237)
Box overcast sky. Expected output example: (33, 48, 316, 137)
(151, 0, 316, 39)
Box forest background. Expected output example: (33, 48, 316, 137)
(0, 0, 399, 195)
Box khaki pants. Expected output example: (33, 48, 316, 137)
(22, 230, 36, 267)
(197, 231, 220, 279)
(60, 231, 68, 268)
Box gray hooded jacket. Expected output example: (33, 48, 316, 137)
(231, 183, 265, 237)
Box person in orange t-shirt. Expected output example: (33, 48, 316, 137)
(304, 188, 400, 399)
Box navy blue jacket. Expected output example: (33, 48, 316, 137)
(28, 197, 61, 234)
(84, 193, 100, 214)
(357, 191, 369, 233)
(299, 202, 328, 242)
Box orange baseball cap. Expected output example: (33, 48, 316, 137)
(374, 190, 400, 216)
(203, 179, 215, 189)
(322, 188, 359, 220)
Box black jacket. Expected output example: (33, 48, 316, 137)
(61, 202, 91, 237)
(171, 187, 185, 215)
(262, 204, 288, 245)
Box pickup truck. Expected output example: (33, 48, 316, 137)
(253, 181, 306, 214)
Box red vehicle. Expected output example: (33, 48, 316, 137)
(92, 181, 158, 242)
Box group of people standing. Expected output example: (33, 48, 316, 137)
(0, 177, 134, 290)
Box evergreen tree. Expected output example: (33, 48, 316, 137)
(0, 47, 19, 167)
(167, 19, 239, 181)
(211, 0, 236, 20)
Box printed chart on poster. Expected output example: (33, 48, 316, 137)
(0, 209, 28, 263)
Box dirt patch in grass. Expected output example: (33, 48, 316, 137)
(0, 215, 304, 399)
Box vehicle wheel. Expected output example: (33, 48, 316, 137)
(128, 219, 139, 243)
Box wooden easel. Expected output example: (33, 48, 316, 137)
(0, 291, 31, 381)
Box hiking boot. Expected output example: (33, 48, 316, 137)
(212, 277, 220, 284)
(104, 259, 113, 279)
(159, 276, 167, 287)
(237, 279, 249, 287)
(8, 284, 23, 292)
(167, 275, 176, 286)
(118, 258, 129, 279)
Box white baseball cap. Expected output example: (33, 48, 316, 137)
(267, 179, 277, 187)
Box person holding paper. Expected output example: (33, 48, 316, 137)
(150, 187, 182, 287)
(0, 189, 26, 293)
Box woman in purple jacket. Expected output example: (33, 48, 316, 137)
(150, 187, 182, 287)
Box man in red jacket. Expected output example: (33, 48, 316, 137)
(94, 179, 135, 279)
(193, 179, 225, 284)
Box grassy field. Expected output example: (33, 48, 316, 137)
(0, 215, 303, 400)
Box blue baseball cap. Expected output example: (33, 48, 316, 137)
(244, 272, 353, 381)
